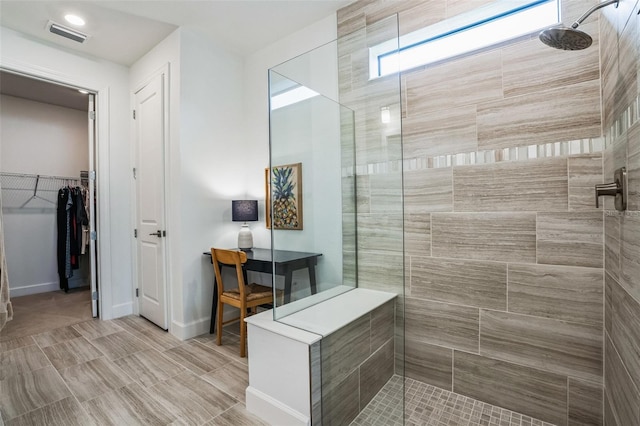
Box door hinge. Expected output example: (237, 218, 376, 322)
(163, 230, 167, 237)
(89, 111, 96, 120)
(132, 109, 136, 119)
(135, 288, 139, 297)
(92, 291, 99, 301)
(89, 170, 96, 180)
(133, 168, 137, 179)
(134, 229, 137, 238)
(90, 231, 97, 241)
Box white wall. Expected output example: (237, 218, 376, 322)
(1, 25, 131, 319)
(1, 95, 88, 296)
(130, 28, 246, 339)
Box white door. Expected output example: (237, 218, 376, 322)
(88, 94, 98, 318)
(134, 73, 167, 329)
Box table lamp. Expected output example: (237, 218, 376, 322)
(232, 200, 258, 251)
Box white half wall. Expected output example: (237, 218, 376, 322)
(1, 25, 131, 319)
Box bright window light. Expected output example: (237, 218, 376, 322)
(370, 0, 560, 79)
(270, 86, 319, 110)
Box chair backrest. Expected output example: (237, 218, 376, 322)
(211, 248, 247, 298)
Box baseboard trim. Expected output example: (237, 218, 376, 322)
(171, 317, 210, 341)
(110, 302, 133, 320)
(10, 282, 58, 298)
(246, 386, 310, 426)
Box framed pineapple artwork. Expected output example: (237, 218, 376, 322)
(265, 162, 303, 230)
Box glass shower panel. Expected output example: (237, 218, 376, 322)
(268, 60, 356, 321)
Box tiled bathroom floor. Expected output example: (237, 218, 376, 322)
(352, 375, 557, 426)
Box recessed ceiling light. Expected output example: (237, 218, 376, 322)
(78, 89, 89, 94)
(64, 14, 85, 26)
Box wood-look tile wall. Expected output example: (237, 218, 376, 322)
(319, 301, 395, 425)
(601, 2, 640, 426)
(333, 1, 638, 425)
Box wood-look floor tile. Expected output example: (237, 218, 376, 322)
(146, 371, 237, 425)
(0, 336, 35, 353)
(193, 332, 248, 365)
(205, 403, 270, 426)
(90, 330, 151, 360)
(6, 396, 94, 426)
(59, 357, 133, 402)
(0, 345, 51, 380)
(163, 341, 233, 375)
(111, 315, 181, 351)
(0, 366, 71, 421)
(82, 382, 176, 425)
(42, 337, 103, 370)
(72, 319, 122, 340)
(201, 361, 249, 402)
(33, 326, 82, 348)
(114, 348, 185, 388)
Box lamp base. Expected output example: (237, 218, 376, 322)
(238, 224, 253, 251)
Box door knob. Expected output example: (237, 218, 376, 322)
(595, 167, 626, 211)
(149, 230, 162, 237)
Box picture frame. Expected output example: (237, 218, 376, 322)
(265, 162, 303, 230)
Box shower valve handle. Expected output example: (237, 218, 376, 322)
(595, 167, 627, 211)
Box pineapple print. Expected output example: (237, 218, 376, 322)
(272, 166, 299, 228)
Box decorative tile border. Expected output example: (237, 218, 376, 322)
(342, 94, 640, 177)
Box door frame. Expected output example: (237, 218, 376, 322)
(0, 65, 106, 318)
(130, 64, 171, 330)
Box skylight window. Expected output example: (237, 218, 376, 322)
(369, 0, 560, 79)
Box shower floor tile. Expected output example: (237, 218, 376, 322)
(351, 375, 557, 426)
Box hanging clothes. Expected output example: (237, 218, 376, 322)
(57, 186, 88, 292)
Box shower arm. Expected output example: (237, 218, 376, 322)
(571, 0, 619, 29)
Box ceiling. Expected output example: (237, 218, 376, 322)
(0, 0, 353, 66)
(0, 0, 351, 111)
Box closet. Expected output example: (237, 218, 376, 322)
(0, 70, 98, 318)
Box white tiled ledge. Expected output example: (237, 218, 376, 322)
(339, 94, 640, 176)
(245, 287, 397, 342)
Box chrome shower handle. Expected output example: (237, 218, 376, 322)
(595, 167, 627, 211)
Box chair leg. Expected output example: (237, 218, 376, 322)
(240, 306, 247, 358)
(216, 302, 223, 346)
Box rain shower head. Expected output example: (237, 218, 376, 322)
(539, 0, 618, 50)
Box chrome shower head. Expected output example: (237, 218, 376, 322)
(539, 27, 592, 50)
(539, 0, 618, 50)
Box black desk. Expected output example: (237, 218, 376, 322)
(205, 248, 322, 333)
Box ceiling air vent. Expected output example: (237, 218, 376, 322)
(47, 21, 88, 43)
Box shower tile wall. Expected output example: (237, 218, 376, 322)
(334, 1, 634, 425)
(601, 1, 640, 426)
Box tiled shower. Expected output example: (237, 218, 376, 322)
(336, 0, 640, 425)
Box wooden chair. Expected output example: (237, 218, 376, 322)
(211, 248, 278, 357)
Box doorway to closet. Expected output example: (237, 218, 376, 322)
(0, 70, 99, 338)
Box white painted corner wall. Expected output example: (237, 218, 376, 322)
(0, 25, 132, 320)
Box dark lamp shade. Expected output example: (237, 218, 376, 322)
(232, 200, 258, 222)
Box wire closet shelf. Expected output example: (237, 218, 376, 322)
(0, 172, 82, 210)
